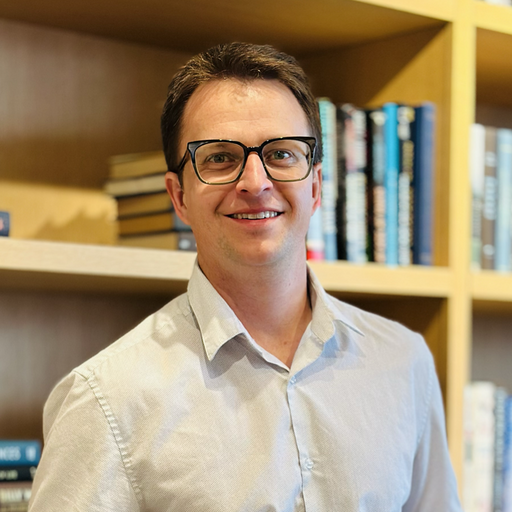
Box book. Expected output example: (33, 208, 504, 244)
(306, 206, 325, 261)
(108, 151, 167, 179)
(104, 173, 167, 198)
(117, 192, 173, 218)
(470, 124, 486, 270)
(340, 103, 368, 264)
(335, 106, 348, 261)
(397, 105, 415, 266)
(463, 381, 496, 512)
(0, 212, 9, 237)
(482, 126, 498, 270)
(317, 98, 338, 261)
(0, 442, 40, 468)
(412, 102, 436, 266)
(495, 128, 512, 272)
(117, 210, 188, 236)
(494, 387, 508, 512)
(0, 466, 36, 484)
(118, 230, 196, 251)
(367, 108, 386, 264)
(383, 102, 400, 266)
(0, 482, 32, 511)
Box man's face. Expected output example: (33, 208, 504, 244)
(165, 78, 321, 272)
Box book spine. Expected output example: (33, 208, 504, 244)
(503, 397, 512, 512)
(306, 206, 325, 261)
(471, 382, 497, 512)
(0, 212, 10, 237)
(317, 98, 338, 261)
(0, 466, 36, 483)
(0, 442, 40, 467)
(368, 109, 386, 264)
(470, 124, 486, 270)
(342, 104, 368, 264)
(482, 126, 498, 270)
(383, 102, 399, 266)
(494, 387, 507, 512)
(495, 128, 512, 272)
(397, 105, 415, 266)
(412, 102, 436, 266)
(336, 107, 348, 261)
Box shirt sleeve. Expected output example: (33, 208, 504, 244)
(402, 362, 464, 512)
(28, 371, 140, 512)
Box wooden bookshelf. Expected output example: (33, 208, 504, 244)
(2, 0, 512, 494)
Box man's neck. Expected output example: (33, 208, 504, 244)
(198, 255, 312, 368)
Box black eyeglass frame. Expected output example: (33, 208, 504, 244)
(174, 136, 317, 185)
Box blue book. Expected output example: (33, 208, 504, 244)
(383, 102, 399, 266)
(317, 98, 338, 261)
(0, 211, 10, 237)
(0, 440, 41, 467)
(495, 128, 512, 272)
(412, 102, 436, 266)
(306, 206, 325, 261)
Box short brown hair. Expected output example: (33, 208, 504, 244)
(161, 42, 322, 178)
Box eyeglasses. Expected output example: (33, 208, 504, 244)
(175, 136, 316, 185)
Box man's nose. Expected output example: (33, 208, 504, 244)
(236, 152, 273, 194)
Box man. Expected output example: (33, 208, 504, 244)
(29, 42, 462, 511)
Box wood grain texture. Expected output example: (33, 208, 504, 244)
(0, 18, 190, 188)
(0, 290, 169, 439)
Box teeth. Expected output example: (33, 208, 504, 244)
(231, 211, 279, 220)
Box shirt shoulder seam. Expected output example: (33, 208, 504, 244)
(415, 342, 436, 450)
(82, 371, 143, 511)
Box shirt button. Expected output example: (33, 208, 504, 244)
(304, 458, 314, 470)
(289, 376, 297, 385)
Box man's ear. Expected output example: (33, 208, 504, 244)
(311, 162, 322, 215)
(165, 172, 191, 226)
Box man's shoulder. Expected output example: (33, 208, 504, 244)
(325, 292, 432, 362)
(73, 291, 196, 381)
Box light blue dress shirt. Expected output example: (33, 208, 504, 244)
(29, 262, 463, 511)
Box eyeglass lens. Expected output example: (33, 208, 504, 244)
(193, 140, 312, 183)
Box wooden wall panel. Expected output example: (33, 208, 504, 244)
(0, 18, 190, 188)
(0, 290, 170, 440)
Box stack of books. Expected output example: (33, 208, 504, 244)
(0, 440, 41, 511)
(104, 152, 196, 251)
(307, 99, 436, 267)
(470, 124, 512, 272)
(463, 381, 512, 512)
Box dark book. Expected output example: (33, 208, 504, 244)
(117, 192, 173, 219)
(412, 102, 436, 266)
(117, 211, 189, 237)
(0, 466, 36, 483)
(118, 230, 196, 251)
(335, 106, 348, 261)
(109, 151, 167, 179)
(481, 126, 498, 270)
(0, 442, 40, 468)
(0, 212, 10, 237)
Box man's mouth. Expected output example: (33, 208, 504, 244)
(228, 211, 281, 220)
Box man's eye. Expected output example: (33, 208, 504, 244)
(207, 153, 229, 164)
(270, 150, 291, 160)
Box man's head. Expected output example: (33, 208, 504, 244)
(161, 42, 322, 182)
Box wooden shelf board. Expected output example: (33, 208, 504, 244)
(472, 270, 512, 305)
(474, 1, 512, 36)
(309, 261, 454, 298)
(0, 0, 448, 55)
(0, 238, 195, 296)
(0, 238, 453, 298)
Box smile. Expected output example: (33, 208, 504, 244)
(229, 211, 281, 220)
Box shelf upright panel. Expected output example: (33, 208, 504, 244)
(446, 0, 476, 486)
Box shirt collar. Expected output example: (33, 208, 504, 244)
(306, 265, 365, 343)
(187, 260, 365, 363)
